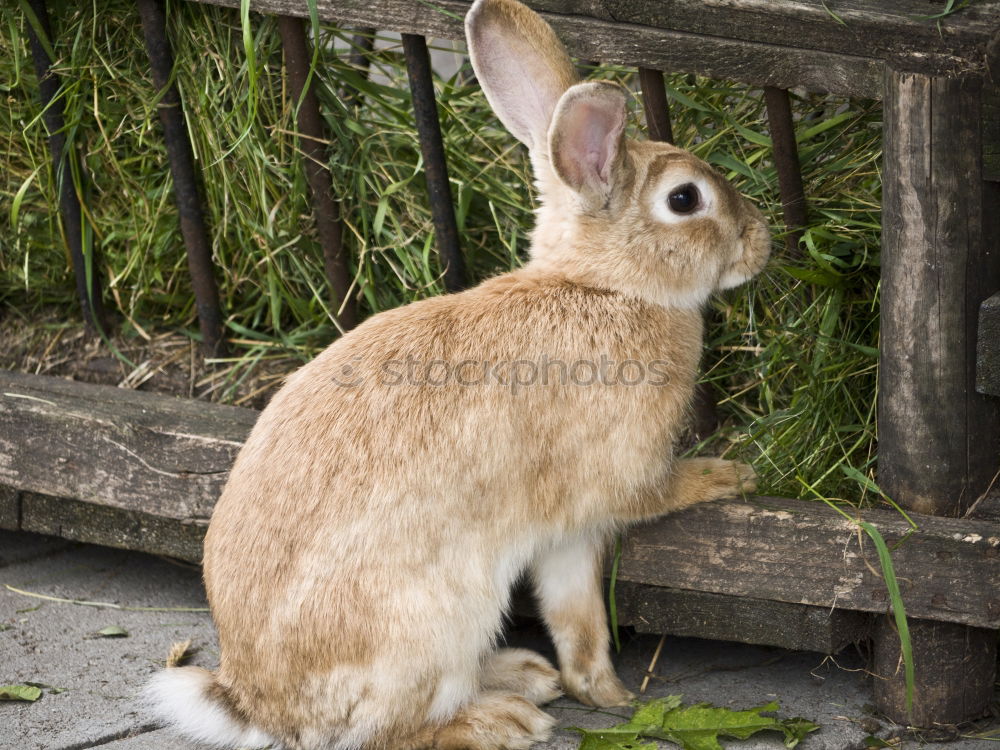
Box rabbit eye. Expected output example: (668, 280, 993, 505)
(667, 184, 700, 214)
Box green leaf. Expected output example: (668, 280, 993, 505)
(608, 535, 623, 653)
(10, 167, 40, 228)
(0, 685, 43, 701)
(574, 697, 819, 750)
(625, 695, 682, 731)
(863, 736, 895, 748)
(859, 521, 914, 716)
(779, 264, 843, 288)
(571, 727, 658, 750)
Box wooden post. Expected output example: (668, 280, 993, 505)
(877, 68, 1000, 726)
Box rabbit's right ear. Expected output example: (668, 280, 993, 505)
(465, 0, 578, 153)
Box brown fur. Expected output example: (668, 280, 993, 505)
(146, 0, 770, 748)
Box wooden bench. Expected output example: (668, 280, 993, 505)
(10, 0, 1000, 729)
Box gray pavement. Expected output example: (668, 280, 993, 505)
(1, 529, 997, 750)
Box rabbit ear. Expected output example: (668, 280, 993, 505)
(549, 82, 628, 204)
(465, 0, 578, 153)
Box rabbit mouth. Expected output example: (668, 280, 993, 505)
(718, 218, 771, 290)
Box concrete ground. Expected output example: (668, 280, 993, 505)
(1, 529, 997, 750)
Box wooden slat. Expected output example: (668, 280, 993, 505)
(591, 0, 998, 77)
(617, 496, 1000, 631)
(0, 487, 206, 563)
(187, 0, 884, 97)
(614, 582, 871, 654)
(2, 371, 999, 632)
(0, 371, 256, 521)
(185, 0, 1000, 97)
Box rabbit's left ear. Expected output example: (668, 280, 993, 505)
(548, 81, 628, 205)
(465, 0, 579, 153)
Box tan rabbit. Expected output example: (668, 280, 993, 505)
(143, 0, 770, 748)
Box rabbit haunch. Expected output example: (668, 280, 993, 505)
(142, 0, 770, 748)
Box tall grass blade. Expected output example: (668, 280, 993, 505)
(860, 521, 915, 716)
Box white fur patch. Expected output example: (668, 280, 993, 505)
(428, 672, 476, 721)
(141, 667, 274, 749)
(532, 531, 602, 612)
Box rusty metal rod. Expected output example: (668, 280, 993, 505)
(278, 15, 357, 332)
(401, 33, 467, 293)
(637, 68, 717, 442)
(349, 28, 376, 71)
(137, 0, 226, 356)
(25, 0, 108, 336)
(342, 28, 376, 110)
(763, 86, 807, 254)
(638, 67, 674, 144)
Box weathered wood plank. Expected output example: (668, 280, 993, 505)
(0, 489, 207, 563)
(593, 0, 999, 78)
(187, 0, 1000, 96)
(0, 371, 256, 521)
(614, 581, 871, 654)
(0, 485, 20, 530)
(187, 0, 883, 97)
(3, 371, 1000, 634)
(617, 496, 1000, 631)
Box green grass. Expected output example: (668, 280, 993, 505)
(1, 1, 883, 507)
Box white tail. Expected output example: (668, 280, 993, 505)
(142, 667, 274, 749)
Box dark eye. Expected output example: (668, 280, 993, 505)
(667, 184, 700, 214)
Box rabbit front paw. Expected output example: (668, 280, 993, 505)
(660, 457, 757, 513)
(562, 667, 634, 708)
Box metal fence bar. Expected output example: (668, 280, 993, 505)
(349, 28, 376, 71)
(763, 87, 807, 254)
(401, 33, 467, 293)
(137, 0, 226, 356)
(638, 65, 719, 444)
(278, 15, 357, 332)
(343, 28, 376, 109)
(25, 0, 108, 336)
(638, 67, 674, 144)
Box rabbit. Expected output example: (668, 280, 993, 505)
(142, 0, 771, 748)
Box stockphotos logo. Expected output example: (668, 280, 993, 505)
(331, 354, 672, 393)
